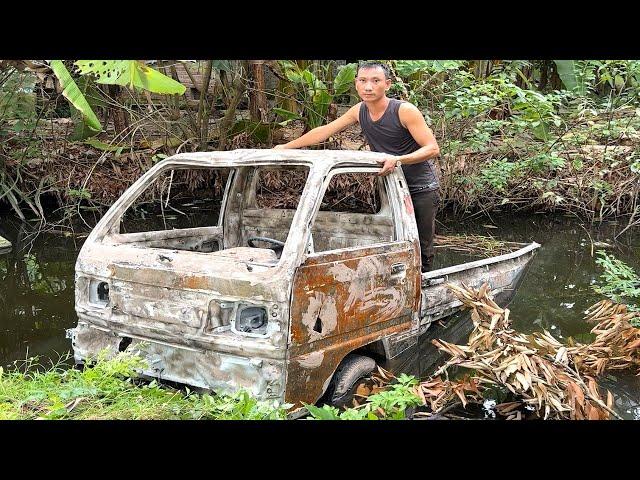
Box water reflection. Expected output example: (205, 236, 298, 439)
(0, 218, 79, 367)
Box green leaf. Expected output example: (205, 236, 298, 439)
(334, 63, 357, 95)
(75, 60, 129, 83)
(302, 70, 316, 89)
(554, 60, 585, 95)
(230, 120, 271, 144)
(532, 121, 551, 141)
(113, 62, 186, 95)
(84, 137, 124, 154)
(614, 74, 625, 91)
(50, 60, 102, 133)
(285, 69, 303, 84)
(212, 60, 233, 72)
(70, 75, 105, 141)
(306, 89, 332, 129)
(272, 107, 301, 121)
(76, 60, 186, 95)
(304, 403, 340, 420)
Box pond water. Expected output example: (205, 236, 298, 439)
(0, 211, 638, 418)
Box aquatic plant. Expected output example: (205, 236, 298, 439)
(593, 250, 640, 315)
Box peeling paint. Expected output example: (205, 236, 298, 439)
(296, 350, 325, 368)
(300, 292, 338, 339)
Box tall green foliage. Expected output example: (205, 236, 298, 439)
(75, 60, 186, 94)
(274, 62, 357, 130)
(50, 61, 102, 134)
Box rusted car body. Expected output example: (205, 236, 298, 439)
(69, 149, 539, 412)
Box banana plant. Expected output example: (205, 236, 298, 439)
(553, 60, 588, 95)
(273, 62, 356, 130)
(49, 60, 102, 134)
(49, 60, 187, 138)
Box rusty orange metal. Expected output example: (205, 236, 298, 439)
(285, 240, 420, 407)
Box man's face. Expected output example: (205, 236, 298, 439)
(355, 66, 391, 101)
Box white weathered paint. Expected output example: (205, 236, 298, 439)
(296, 350, 325, 369)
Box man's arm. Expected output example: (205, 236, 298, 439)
(378, 103, 440, 176)
(274, 103, 360, 149)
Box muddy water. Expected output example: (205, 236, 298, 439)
(0, 212, 638, 418)
(392, 212, 640, 419)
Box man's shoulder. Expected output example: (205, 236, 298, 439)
(345, 102, 363, 121)
(397, 100, 420, 113)
(397, 101, 423, 122)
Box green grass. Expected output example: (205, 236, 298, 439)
(0, 351, 289, 420)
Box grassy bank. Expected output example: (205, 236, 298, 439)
(0, 351, 288, 420)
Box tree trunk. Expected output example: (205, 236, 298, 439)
(473, 60, 493, 79)
(218, 76, 247, 150)
(549, 62, 563, 90)
(538, 61, 549, 90)
(198, 61, 213, 150)
(107, 85, 128, 136)
(248, 60, 268, 122)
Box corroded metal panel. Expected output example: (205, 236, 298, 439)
(285, 241, 420, 406)
(70, 324, 285, 400)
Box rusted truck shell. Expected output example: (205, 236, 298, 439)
(70, 149, 540, 412)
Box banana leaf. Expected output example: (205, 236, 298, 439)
(74, 60, 128, 83)
(273, 107, 301, 121)
(69, 75, 104, 141)
(50, 60, 102, 133)
(75, 60, 186, 95)
(554, 60, 586, 95)
(333, 63, 356, 95)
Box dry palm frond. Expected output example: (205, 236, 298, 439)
(342, 282, 638, 420)
(428, 282, 638, 419)
(434, 234, 523, 257)
(567, 300, 640, 375)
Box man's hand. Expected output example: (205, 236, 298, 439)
(378, 158, 399, 176)
(273, 144, 287, 150)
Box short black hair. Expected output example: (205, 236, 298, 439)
(357, 61, 391, 79)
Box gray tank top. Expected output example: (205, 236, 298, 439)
(359, 98, 439, 193)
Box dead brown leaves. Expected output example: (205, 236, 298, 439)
(426, 282, 639, 420)
(339, 283, 637, 420)
(434, 234, 523, 258)
(568, 300, 640, 376)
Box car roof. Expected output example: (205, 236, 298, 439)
(162, 148, 389, 168)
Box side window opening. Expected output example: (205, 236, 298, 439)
(239, 166, 309, 251)
(309, 171, 395, 253)
(319, 172, 381, 214)
(113, 164, 310, 267)
(120, 167, 230, 233)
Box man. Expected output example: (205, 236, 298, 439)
(274, 61, 441, 272)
